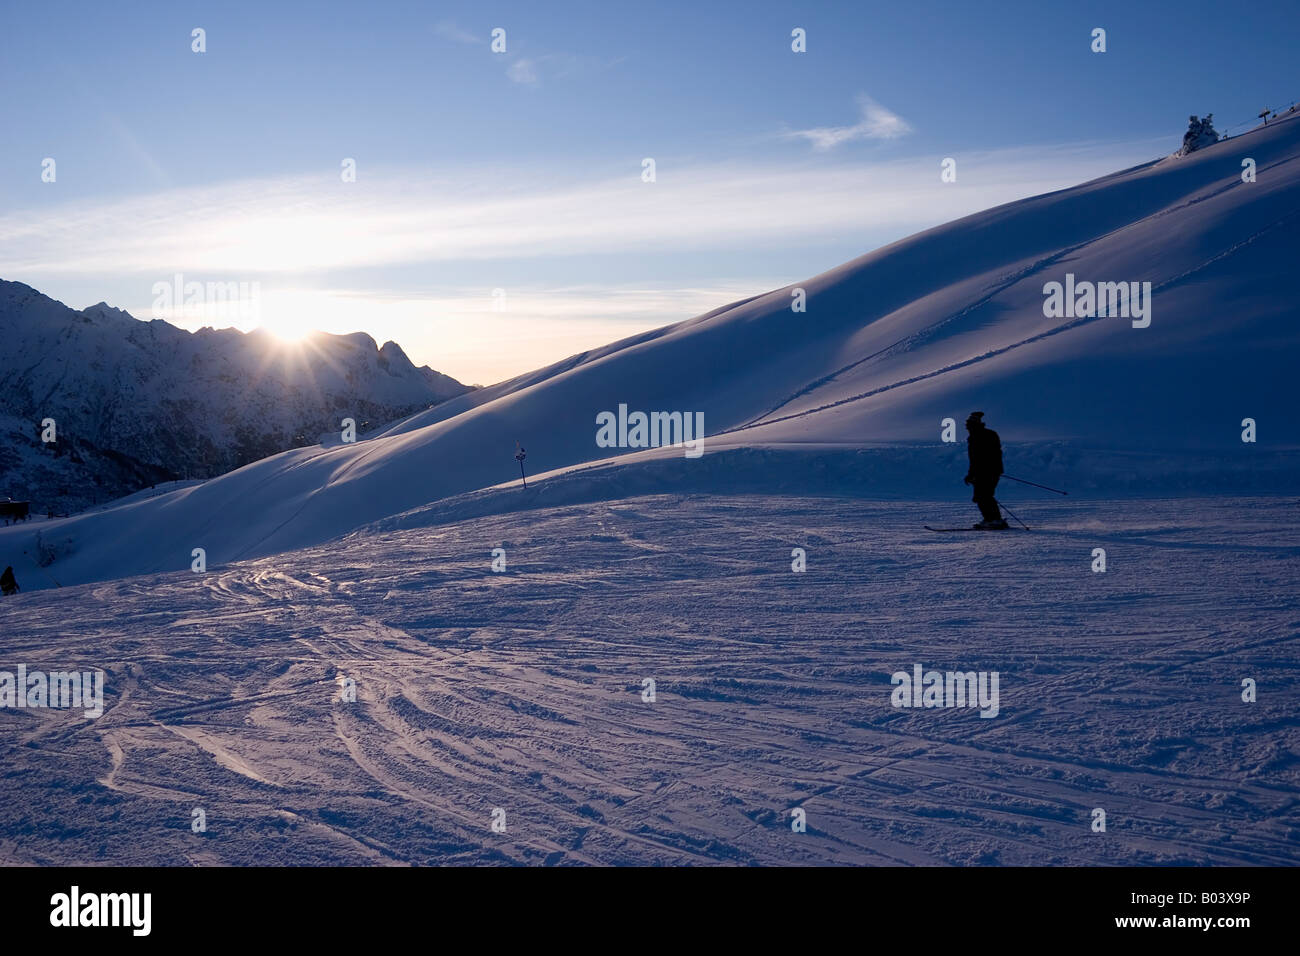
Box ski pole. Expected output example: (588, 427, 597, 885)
(1002, 474, 1067, 496)
(995, 499, 1030, 530)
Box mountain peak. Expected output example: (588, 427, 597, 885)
(0, 286, 472, 513)
(80, 301, 137, 324)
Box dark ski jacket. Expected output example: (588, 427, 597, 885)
(967, 427, 1003, 480)
(0, 566, 17, 595)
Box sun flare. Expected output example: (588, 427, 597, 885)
(259, 314, 317, 342)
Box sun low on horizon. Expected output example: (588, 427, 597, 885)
(156, 287, 359, 346)
(257, 311, 318, 343)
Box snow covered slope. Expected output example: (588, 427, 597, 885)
(4, 113, 1299, 590)
(0, 284, 471, 511)
(1, 495, 1296, 865)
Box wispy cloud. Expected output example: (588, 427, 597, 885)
(507, 58, 539, 85)
(434, 21, 480, 46)
(0, 142, 1159, 280)
(508, 53, 621, 86)
(786, 95, 913, 150)
(434, 21, 618, 87)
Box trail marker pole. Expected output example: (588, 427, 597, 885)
(515, 443, 528, 490)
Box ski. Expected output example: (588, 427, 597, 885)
(924, 525, 1028, 532)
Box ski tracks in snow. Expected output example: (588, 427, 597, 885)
(0, 495, 1297, 865)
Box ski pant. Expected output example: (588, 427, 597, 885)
(971, 475, 1001, 522)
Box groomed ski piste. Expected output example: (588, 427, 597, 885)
(1, 112, 1298, 866)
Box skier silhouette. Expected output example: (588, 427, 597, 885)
(963, 412, 1007, 529)
(0, 566, 19, 596)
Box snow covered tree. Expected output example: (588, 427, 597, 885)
(1178, 114, 1220, 155)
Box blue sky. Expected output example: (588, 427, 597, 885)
(3, 0, 1298, 383)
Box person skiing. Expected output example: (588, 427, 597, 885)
(0, 566, 19, 596)
(963, 412, 1007, 529)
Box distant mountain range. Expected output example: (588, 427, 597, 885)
(0, 280, 471, 512)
